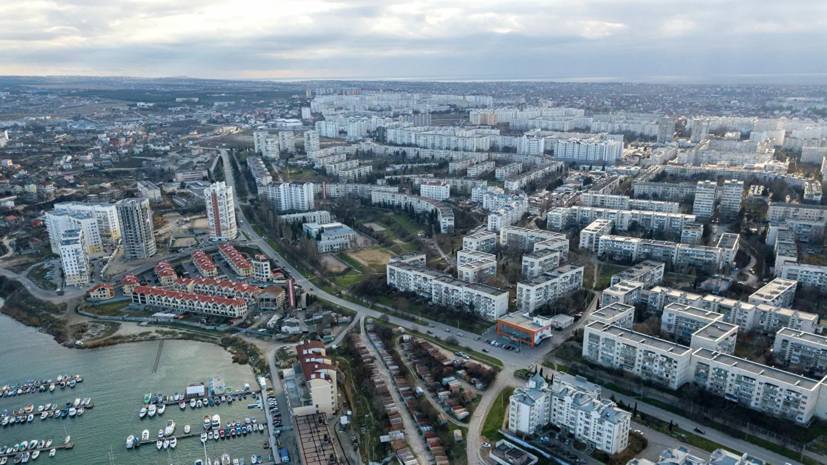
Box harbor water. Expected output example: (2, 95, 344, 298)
(0, 315, 270, 464)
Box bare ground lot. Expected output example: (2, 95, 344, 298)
(346, 247, 394, 270)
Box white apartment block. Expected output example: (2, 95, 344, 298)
(610, 260, 665, 288)
(552, 136, 624, 165)
(503, 163, 564, 191)
(804, 181, 823, 203)
(136, 180, 162, 203)
(692, 180, 717, 219)
(780, 263, 827, 294)
(302, 222, 356, 253)
(716, 233, 740, 265)
(597, 235, 728, 272)
(579, 219, 613, 252)
(45, 211, 104, 256)
(507, 374, 551, 436)
(748, 278, 797, 307)
(680, 223, 704, 244)
(632, 182, 697, 201)
(386, 260, 509, 320)
(253, 130, 280, 159)
(495, 162, 523, 180)
(521, 248, 561, 280)
(370, 190, 454, 233)
(456, 249, 497, 283)
(690, 320, 739, 355)
(268, 182, 315, 212)
(52, 202, 121, 243)
(248, 156, 273, 188)
(589, 302, 635, 329)
(691, 348, 823, 425)
(773, 328, 827, 376)
(321, 183, 398, 199)
(204, 181, 238, 241)
(582, 321, 693, 390)
(463, 229, 498, 253)
(467, 160, 496, 177)
(59, 228, 90, 287)
(550, 375, 631, 455)
(420, 180, 450, 201)
(277, 210, 332, 225)
(548, 206, 695, 237)
(645, 286, 819, 334)
(719, 179, 744, 219)
(580, 193, 679, 213)
(516, 265, 584, 312)
(600, 280, 643, 307)
(518, 134, 545, 156)
(500, 226, 569, 255)
(303, 130, 320, 154)
(337, 164, 373, 182)
(661, 302, 724, 345)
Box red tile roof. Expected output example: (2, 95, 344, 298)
(134, 285, 246, 306)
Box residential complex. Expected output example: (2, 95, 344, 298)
(204, 181, 238, 241)
(116, 198, 157, 260)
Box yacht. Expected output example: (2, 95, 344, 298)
(211, 414, 221, 429)
(203, 415, 211, 429)
(64, 436, 71, 445)
(141, 430, 150, 441)
(147, 404, 157, 418)
(157, 403, 166, 415)
(72, 399, 80, 408)
(169, 437, 177, 449)
(31, 450, 40, 460)
(156, 440, 163, 450)
(200, 432, 208, 444)
(221, 454, 231, 465)
(126, 435, 135, 449)
(48, 449, 55, 457)
(196, 400, 203, 408)
(163, 439, 169, 449)
(68, 408, 76, 417)
(179, 401, 186, 410)
(190, 398, 197, 408)
(164, 419, 176, 437)
(44, 441, 51, 449)
(139, 407, 147, 419)
(143, 393, 153, 404)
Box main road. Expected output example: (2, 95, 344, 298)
(222, 150, 805, 465)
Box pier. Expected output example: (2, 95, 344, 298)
(0, 441, 75, 459)
(1, 374, 84, 399)
(130, 422, 267, 451)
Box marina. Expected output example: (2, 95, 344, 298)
(0, 316, 269, 465)
(1, 398, 94, 427)
(137, 382, 258, 419)
(1, 375, 84, 399)
(126, 415, 266, 451)
(0, 436, 75, 462)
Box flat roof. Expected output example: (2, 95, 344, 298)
(591, 303, 634, 320)
(664, 302, 723, 322)
(716, 233, 740, 249)
(693, 322, 738, 341)
(777, 327, 827, 347)
(692, 347, 822, 390)
(586, 321, 692, 355)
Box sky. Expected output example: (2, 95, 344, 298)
(2, 0, 827, 82)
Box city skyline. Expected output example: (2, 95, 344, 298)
(3, 0, 827, 83)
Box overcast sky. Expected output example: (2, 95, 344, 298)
(2, 0, 826, 82)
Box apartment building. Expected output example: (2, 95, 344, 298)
(456, 249, 497, 283)
(59, 229, 90, 287)
(719, 179, 744, 219)
(136, 180, 162, 203)
(600, 280, 643, 307)
(131, 285, 248, 318)
(689, 320, 739, 355)
(218, 243, 253, 277)
(463, 229, 498, 253)
(192, 250, 218, 278)
(780, 263, 827, 293)
(521, 248, 561, 280)
(251, 255, 272, 282)
(552, 136, 624, 165)
(277, 210, 332, 225)
(268, 182, 315, 212)
(467, 160, 496, 177)
(504, 163, 564, 191)
(748, 278, 797, 307)
(691, 348, 823, 425)
(661, 302, 723, 344)
(154, 260, 178, 286)
(303, 130, 320, 154)
(645, 286, 819, 334)
(500, 226, 569, 255)
(495, 162, 523, 180)
(692, 180, 717, 219)
(716, 233, 740, 265)
(371, 190, 455, 233)
(516, 265, 584, 312)
(588, 302, 634, 329)
(247, 156, 273, 187)
(579, 219, 613, 252)
(52, 202, 121, 242)
(507, 374, 552, 435)
(116, 198, 157, 260)
(632, 182, 697, 201)
(46, 210, 103, 256)
(804, 181, 823, 203)
(175, 277, 284, 310)
(296, 340, 339, 415)
(386, 260, 509, 320)
(583, 321, 694, 390)
(204, 181, 238, 241)
(773, 328, 827, 376)
(548, 206, 695, 237)
(610, 260, 665, 288)
(598, 235, 728, 272)
(580, 193, 679, 213)
(302, 222, 356, 253)
(420, 180, 451, 201)
(680, 222, 704, 245)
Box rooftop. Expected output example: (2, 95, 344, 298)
(693, 347, 822, 390)
(587, 321, 692, 355)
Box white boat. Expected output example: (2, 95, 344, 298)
(184, 424, 191, 434)
(44, 440, 51, 449)
(126, 435, 135, 449)
(200, 432, 208, 444)
(189, 398, 196, 408)
(48, 384, 55, 392)
(233, 459, 239, 465)
(139, 407, 147, 419)
(156, 440, 163, 450)
(211, 414, 221, 428)
(158, 429, 164, 439)
(207, 431, 213, 440)
(170, 437, 177, 449)
(76, 408, 84, 416)
(141, 430, 150, 441)
(163, 439, 169, 449)
(27, 414, 34, 422)
(29, 440, 38, 449)
(64, 436, 70, 445)
(37, 405, 44, 413)
(30, 450, 39, 460)
(147, 404, 157, 417)
(157, 403, 166, 415)
(49, 449, 55, 457)
(72, 398, 80, 408)
(222, 454, 231, 465)
(196, 400, 203, 408)
(67, 408, 76, 417)
(164, 419, 176, 437)
(179, 401, 186, 410)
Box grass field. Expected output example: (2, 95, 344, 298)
(482, 387, 514, 439)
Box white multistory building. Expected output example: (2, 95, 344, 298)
(719, 179, 744, 219)
(59, 228, 91, 287)
(51, 202, 121, 243)
(748, 278, 797, 307)
(303, 130, 320, 155)
(45, 211, 103, 256)
(773, 328, 827, 377)
(578, 219, 613, 252)
(268, 182, 315, 212)
(548, 206, 695, 237)
(204, 181, 238, 241)
(552, 136, 623, 165)
(419, 180, 450, 201)
(692, 180, 717, 219)
(516, 265, 584, 312)
(456, 249, 497, 283)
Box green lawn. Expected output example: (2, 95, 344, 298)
(83, 300, 131, 316)
(481, 387, 514, 439)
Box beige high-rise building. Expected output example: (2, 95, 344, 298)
(116, 198, 157, 260)
(204, 181, 238, 241)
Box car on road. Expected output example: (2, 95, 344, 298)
(693, 427, 705, 435)
(481, 348, 489, 353)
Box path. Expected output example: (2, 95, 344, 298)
(361, 316, 431, 465)
(0, 266, 84, 304)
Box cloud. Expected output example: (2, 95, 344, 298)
(0, 0, 825, 81)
